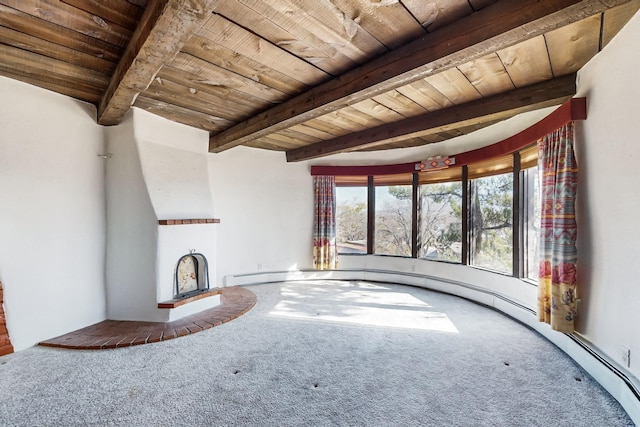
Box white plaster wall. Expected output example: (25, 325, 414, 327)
(0, 77, 106, 350)
(132, 108, 213, 219)
(574, 10, 640, 379)
(338, 255, 537, 310)
(208, 147, 313, 285)
(104, 112, 159, 321)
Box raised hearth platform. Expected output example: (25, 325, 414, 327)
(158, 289, 221, 309)
(39, 287, 256, 350)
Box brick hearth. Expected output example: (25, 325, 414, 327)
(39, 286, 256, 350)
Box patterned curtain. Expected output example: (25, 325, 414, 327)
(313, 176, 338, 270)
(537, 122, 578, 333)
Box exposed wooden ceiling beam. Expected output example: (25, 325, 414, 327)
(308, 97, 587, 176)
(98, 0, 216, 125)
(209, 0, 630, 153)
(285, 74, 577, 162)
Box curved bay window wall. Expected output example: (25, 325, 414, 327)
(327, 98, 588, 282)
(334, 143, 540, 281)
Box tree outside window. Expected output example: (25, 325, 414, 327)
(336, 187, 367, 254)
(419, 182, 463, 262)
(470, 173, 513, 273)
(334, 151, 538, 281)
(375, 185, 412, 256)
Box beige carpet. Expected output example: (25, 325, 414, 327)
(0, 280, 632, 426)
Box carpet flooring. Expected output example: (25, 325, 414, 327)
(0, 280, 633, 426)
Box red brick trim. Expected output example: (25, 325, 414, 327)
(158, 218, 220, 225)
(157, 288, 221, 309)
(0, 281, 14, 356)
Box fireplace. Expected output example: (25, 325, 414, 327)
(104, 108, 221, 322)
(175, 251, 210, 299)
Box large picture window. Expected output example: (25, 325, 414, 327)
(418, 181, 463, 262)
(336, 186, 367, 254)
(375, 185, 412, 256)
(328, 142, 542, 282)
(469, 172, 513, 274)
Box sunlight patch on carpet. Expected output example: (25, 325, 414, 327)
(268, 281, 459, 332)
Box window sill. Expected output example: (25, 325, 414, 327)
(417, 257, 462, 265)
(469, 264, 514, 277)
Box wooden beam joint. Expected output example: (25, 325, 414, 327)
(98, 0, 216, 126)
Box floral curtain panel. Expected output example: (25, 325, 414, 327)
(537, 122, 578, 333)
(313, 175, 338, 270)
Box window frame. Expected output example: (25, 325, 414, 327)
(372, 183, 414, 257)
(468, 170, 515, 275)
(521, 164, 540, 282)
(335, 185, 369, 256)
(333, 145, 540, 282)
(319, 98, 588, 283)
(417, 179, 464, 264)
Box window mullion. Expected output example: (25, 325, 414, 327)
(462, 166, 469, 265)
(411, 173, 418, 258)
(513, 152, 522, 278)
(367, 176, 375, 255)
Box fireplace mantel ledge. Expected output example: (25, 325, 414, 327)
(158, 289, 222, 309)
(158, 218, 220, 225)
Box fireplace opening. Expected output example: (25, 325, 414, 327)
(175, 251, 210, 299)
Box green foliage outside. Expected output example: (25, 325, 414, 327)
(470, 173, 513, 273)
(336, 173, 514, 272)
(375, 185, 412, 256)
(419, 182, 463, 262)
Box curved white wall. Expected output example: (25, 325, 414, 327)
(132, 108, 213, 220)
(0, 77, 107, 350)
(338, 255, 537, 310)
(574, 9, 640, 381)
(104, 111, 159, 321)
(209, 146, 313, 286)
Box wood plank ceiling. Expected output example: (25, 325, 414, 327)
(0, 0, 638, 161)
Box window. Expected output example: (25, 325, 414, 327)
(418, 181, 463, 262)
(336, 186, 367, 254)
(523, 166, 540, 280)
(326, 143, 541, 282)
(374, 184, 412, 256)
(469, 172, 513, 274)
